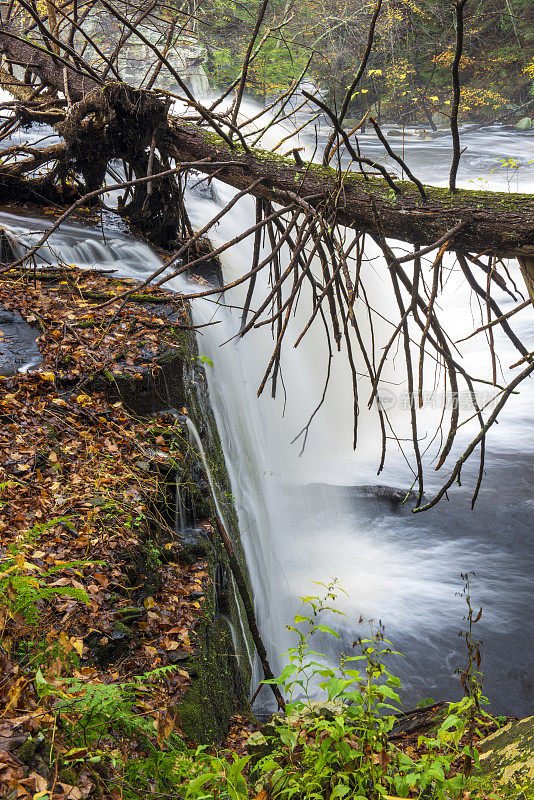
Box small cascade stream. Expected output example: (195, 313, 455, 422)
(0, 103, 532, 714)
(180, 417, 255, 671)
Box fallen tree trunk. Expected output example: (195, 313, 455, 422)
(163, 121, 534, 257)
(0, 17, 531, 517)
(0, 22, 533, 258)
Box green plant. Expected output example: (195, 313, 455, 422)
(197, 354, 214, 369)
(256, 582, 476, 799)
(416, 696, 436, 707)
(0, 520, 90, 627)
(455, 572, 493, 778)
(24, 580, 496, 800)
(110, 583, 491, 800)
(37, 665, 183, 751)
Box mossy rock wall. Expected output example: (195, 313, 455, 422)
(178, 614, 248, 744)
(100, 321, 254, 742)
(181, 333, 256, 686)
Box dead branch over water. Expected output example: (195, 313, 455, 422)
(0, 0, 531, 528)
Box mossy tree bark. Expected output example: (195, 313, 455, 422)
(163, 121, 534, 257)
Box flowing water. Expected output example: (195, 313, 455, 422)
(1, 101, 533, 715)
(179, 112, 534, 715)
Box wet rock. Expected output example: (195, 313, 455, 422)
(516, 117, 533, 131)
(0, 309, 41, 377)
(354, 484, 415, 504)
(179, 528, 212, 563)
(167, 649, 190, 665)
(0, 733, 29, 754)
(214, 561, 230, 614)
(85, 622, 132, 668)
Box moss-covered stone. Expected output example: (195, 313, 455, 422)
(178, 615, 248, 745)
(473, 716, 534, 798)
(96, 337, 191, 415)
(85, 624, 132, 668)
(17, 734, 41, 765)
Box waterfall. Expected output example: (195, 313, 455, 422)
(174, 189, 505, 685)
(170, 109, 533, 711)
(0, 212, 162, 277)
(185, 417, 255, 668)
(1, 107, 532, 712)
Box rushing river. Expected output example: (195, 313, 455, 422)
(1, 100, 533, 715)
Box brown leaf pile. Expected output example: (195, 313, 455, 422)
(0, 266, 211, 797)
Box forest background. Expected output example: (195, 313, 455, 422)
(195, 0, 534, 124)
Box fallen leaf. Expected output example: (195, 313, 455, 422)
(58, 783, 82, 800)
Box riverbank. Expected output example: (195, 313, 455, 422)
(0, 263, 254, 797)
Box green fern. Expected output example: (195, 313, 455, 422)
(0, 561, 90, 625)
(38, 665, 185, 749)
(0, 516, 92, 625)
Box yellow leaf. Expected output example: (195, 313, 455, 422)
(58, 783, 82, 800)
(4, 676, 26, 712)
(30, 773, 48, 794)
(144, 596, 156, 609)
(40, 371, 55, 382)
(70, 638, 84, 656)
